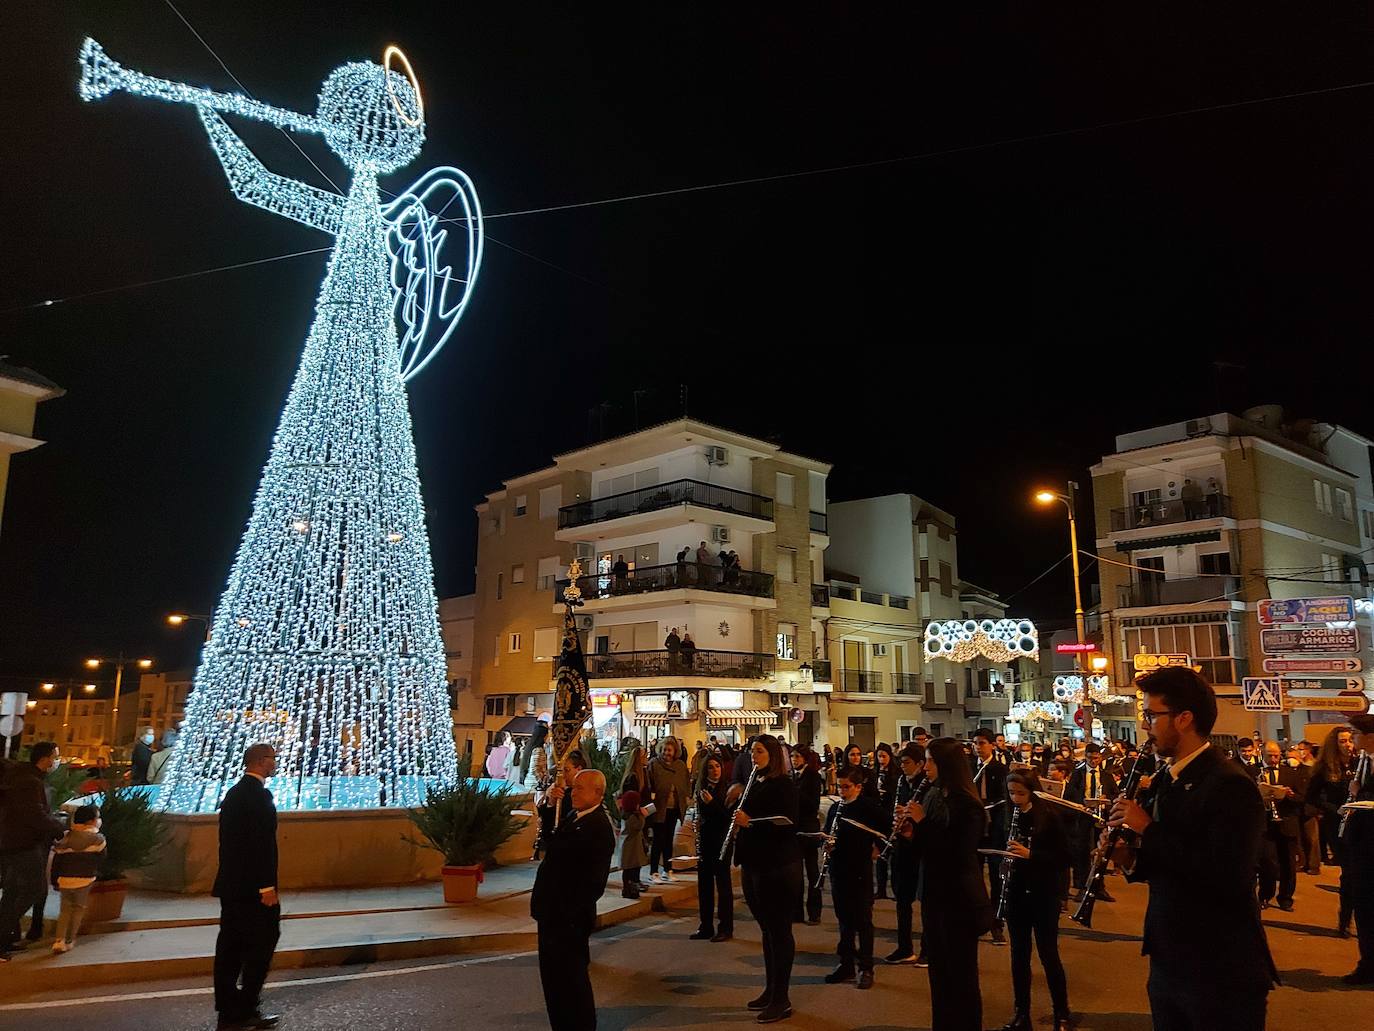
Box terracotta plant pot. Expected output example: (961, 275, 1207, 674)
(441, 864, 484, 904)
(85, 879, 128, 923)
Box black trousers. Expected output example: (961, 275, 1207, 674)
(1146, 961, 1268, 1031)
(214, 898, 281, 1020)
(1070, 819, 1094, 889)
(649, 810, 680, 874)
(742, 860, 802, 1008)
(831, 872, 874, 971)
(922, 902, 982, 1031)
(795, 839, 822, 922)
(538, 916, 596, 1031)
(0, 846, 47, 948)
(1258, 827, 1297, 905)
(696, 854, 733, 935)
(1006, 898, 1069, 1017)
(875, 854, 890, 896)
(980, 850, 1004, 927)
(892, 859, 921, 955)
(1356, 896, 1374, 974)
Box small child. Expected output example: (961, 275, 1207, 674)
(49, 804, 107, 953)
(618, 790, 649, 899)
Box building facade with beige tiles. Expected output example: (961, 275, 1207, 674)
(1090, 407, 1374, 741)
(466, 419, 831, 754)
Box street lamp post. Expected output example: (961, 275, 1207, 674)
(166, 612, 212, 642)
(84, 654, 153, 760)
(1035, 482, 1095, 739)
(41, 680, 99, 731)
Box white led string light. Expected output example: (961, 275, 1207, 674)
(923, 618, 1039, 663)
(1052, 675, 1131, 706)
(79, 37, 481, 812)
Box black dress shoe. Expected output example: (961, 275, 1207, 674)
(756, 1003, 792, 1024)
(1053, 1016, 1075, 1031)
(746, 991, 772, 1010)
(913, 951, 929, 968)
(246, 1015, 281, 1030)
(884, 947, 917, 964)
(1277, 900, 1294, 912)
(855, 970, 874, 990)
(1094, 886, 1116, 903)
(824, 964, 856, 984)
(712, 931, 733, 942)
(1341, 967, 1374, 986)
(804, 917, 821, 926)
(999, 1013, 1032, 1031)
(690, 929, 713, 940)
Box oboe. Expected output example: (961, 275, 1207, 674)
(1072, 753, 1154, 928)
(994, 804, 1028, 922)
(720, 767, 758, 861)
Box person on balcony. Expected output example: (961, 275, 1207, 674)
(697, 541, 718, 586)
(665, 628, 682, 671)
(681, 632, 698, 671)
(1180, 478, 1202, 519)
(611, 554, 630, 595)
(676, 547, 691, 587)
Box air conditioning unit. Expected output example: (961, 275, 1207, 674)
(706, 445, 729, 466)
(871, 643, 889, 657)
(711, 525, 731, 543)
(577, 615, 594, 630)
(1185, 418, 1213, 438)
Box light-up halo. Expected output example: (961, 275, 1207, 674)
(383, 45, 423, 127)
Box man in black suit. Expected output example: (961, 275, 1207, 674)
(532, 767, 616, 1031)
(1340, 713, 1374, 985)
(212, 744, 281, 1031)
(823, 767, 882, 989)
(1066, 743, 1120, 902)
(1106, 668, 1275, 1030)
(971, 729, 1009, 945)
(1257, 739, 1303, 912)
(1234, 737, 1263, 781)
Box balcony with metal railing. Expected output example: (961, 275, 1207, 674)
(839, 669, 885, 694)
(811, 584, 830, 608)
(892, 672, 921, 696)
(555, 561, 774, 609)
(586, 648, 775, 681)
(1109, 493, 1233, 532)
(810, 659, 833, 683)
(557, 478, 774, 531)
(809, 510, 828, 533)
(1122, 574, 1240, 608)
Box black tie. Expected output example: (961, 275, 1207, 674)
(1151, 767, 1173, 820)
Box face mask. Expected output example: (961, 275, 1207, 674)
(143, 735, 154, 744)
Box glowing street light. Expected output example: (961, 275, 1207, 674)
(166, 612, 213, 641)
(84, 654, 155, 755)
(38, 680, 98, 729)
(1034, 482, 1096, 735)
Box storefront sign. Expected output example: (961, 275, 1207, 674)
(1261, 626, 1359, 655)
(707, 689, 745, 709)
(634, 693, 668, 714)
(1258, 596, 1356, 626)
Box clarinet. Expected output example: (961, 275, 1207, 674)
(1071, 753, 1155, 928)
(1340, 753, 1368, 839)
(720, 767, 759, 861)
(880, 772, 926, 861)
(815, 798, 844, 889)
(995, 804, 1028, 922)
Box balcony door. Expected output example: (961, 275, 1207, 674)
(1136, 556, 1165, 606)
(842, 638, 866, 673)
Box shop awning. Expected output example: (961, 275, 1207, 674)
(704, 709, 780, 726)
(632, 715, 668, 726)
(498, 715, 541, 737)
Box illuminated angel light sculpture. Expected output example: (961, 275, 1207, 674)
(78, 39, 480, 811)
(923, 618, 1039, 664)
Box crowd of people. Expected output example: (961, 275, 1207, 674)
(529, 668, 1374, 1030)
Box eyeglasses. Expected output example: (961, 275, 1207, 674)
(1140, 709, 1178, 724)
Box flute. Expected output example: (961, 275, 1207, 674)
(720, 767, 759, 861)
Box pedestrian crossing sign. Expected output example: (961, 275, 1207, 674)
(1241, 677, 1283, 713)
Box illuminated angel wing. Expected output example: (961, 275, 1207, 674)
(381, 166, 484, 382)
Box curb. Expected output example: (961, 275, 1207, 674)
(0, 883, 697, 996)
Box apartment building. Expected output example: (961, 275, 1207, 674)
(438, 593, 482, 758)
(21, 680, 135, 764)
(136, 669, 194, 741)
(820, 495, 1032, 746)
(0, 358, 63, 540)
(1090, 406, 1374, 739)
(470, 419, 830, 752)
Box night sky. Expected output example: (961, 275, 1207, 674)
(5, 2, 1374, 688)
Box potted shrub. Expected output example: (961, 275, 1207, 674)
(87, 787, 168, 922)
(406, 758, 526, 903)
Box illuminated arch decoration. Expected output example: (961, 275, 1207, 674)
(1009, 699, 1064, 724)
(923, 618, 1039, 663)
(1052, 675, 1132, 706)
(79, 38, 483, 812)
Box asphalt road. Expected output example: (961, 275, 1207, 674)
(0, 867, 1366, 1030)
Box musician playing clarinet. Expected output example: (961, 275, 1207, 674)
(997, 769, 1073, 1031)
(972, 728, 1010, 946)
(731, 735, 801, 1024)
(691, 755, 734, 942)
(886, 741, 928, 966)
(1102, 667, 1275, 1030)
(822, 767, 883, 990)
(1342, 712, 1374, 985)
